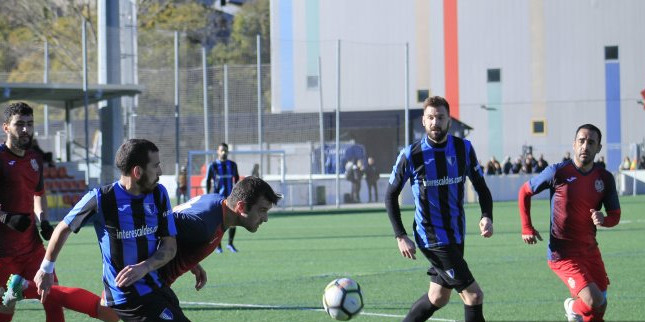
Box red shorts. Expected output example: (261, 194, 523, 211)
(548, 247, 609, 297)
(0, 245, 58, 286)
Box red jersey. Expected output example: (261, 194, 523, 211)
(519, 160, 620, 260)
(0, 144, 45, 257)
(160, 194, 226, 285)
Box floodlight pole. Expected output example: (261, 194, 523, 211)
(174, 31, 180, 200)
(405, 42, 410, 147)
(318, 56, 325, 174)
(43, 41, 49, 137)
(257, 34, 263, 176)
(224, 64, 229, 144)
(335, 39, 341, 208)
(82, 18, 90, 183)
(202, 46, 210, 164)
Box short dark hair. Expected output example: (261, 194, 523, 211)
(115, 139, 159, 175)
(575, 124, 602, 143)
(228, 176, 282, 210)
(219, 143, 229, 149)
(4, 102, 33, 124)
(423, 96, 450, 114)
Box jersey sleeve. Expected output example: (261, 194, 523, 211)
(156, 185, 177, 238)
(465, 143, 493, 220)
(385, 149, 411, 237)
(601, 171, 621, 227)
(527, 164, 557, 194)
(206, 163, 214, 193)
(63, 189, 99, 233)
(232, 161, 240, 183)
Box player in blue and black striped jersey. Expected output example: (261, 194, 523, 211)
(385, 96, 494, 322)
(206, 143, 240, 253)
(35, 139, 188, 322)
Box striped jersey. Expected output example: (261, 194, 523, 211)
(161, 193, 226, 285)
(206, 159, 239, 197)
(385, 135, 493, 248)
(0, 144, 44, 257)
(63, 181, 177, 306)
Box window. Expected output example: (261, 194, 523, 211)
(307, 75, 319, 89)
(532, 120, 546, 135)
(417, 89, 429, 102)
(487, 69, 501, 83)
(604, 46, 618, 60)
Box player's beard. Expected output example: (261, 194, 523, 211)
(137, 172, 159, 194)
(11, 133, 33, 150)
(427, 126, 448, 143)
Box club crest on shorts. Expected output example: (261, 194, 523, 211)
(594, 179, 604, 193)
(568, 277, 576, 289)
(30, 158, 39, 172)
(159, 307, 174, 320)
(445, 268, 455, 279)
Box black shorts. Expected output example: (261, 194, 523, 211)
(110, 286, 190, 322)
(419, 243, 475, 292)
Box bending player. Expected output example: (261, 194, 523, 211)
(518, 124, 620, 321)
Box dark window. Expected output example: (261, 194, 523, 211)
(532, 120, 545, 134)
(487, 69, 501, 83)
(307, 75, 319, 89)
(417, 89, 429, 102)
(605, 46, 618, 60)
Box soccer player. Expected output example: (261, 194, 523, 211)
(162, 176, 282, 288)
(35, 139, 188, 321)
(206, 142, 240, 253)
(385, 96, 494, 322)
(518, 124, 620, 321)
(0, 101, 84, 321)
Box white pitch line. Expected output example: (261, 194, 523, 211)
(180, 301, 456, 321)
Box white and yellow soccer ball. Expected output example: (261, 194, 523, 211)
(322, 277, 364, 320)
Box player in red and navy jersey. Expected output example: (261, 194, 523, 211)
(162, 176, 282, 288)
(518, 124, 620, 322)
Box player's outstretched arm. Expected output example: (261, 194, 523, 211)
(115, 236, 177, 288)
(190, 264, 208, 291)
(518, 182, 542, 244)
(35, 221, 73, 303)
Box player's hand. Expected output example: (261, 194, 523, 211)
(34, 269, 55, 303)
(0, 210, 31, 232)
(396, 235, 416, 260)
(190, 264, 208, 291)
(115, 263, 148, 288)
(40, 220, 54, 240)
(590, 209, 605, 226)
(479, 217, 493, 238)
(522, 229, 542, 245)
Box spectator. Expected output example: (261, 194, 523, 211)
(352, 159, 364, 202)
(521, 157, 533, 174)
(512, 157, 523, 174)
(630, 157, 637, 170)
(502, 156, 513, 175)
(364, 157, 379, 202)
(177, 166, 188, 203)
(562, 151, 572, 162)
(494, 160, 502, 175)
(620, 157, 631, 171)
(251, 163, 260, 177)
(535, 154, 549, 173)
(345, 160, 356, 203)
(639, 156, 645, 170)
(596, 156, 606, 169)
(485, 159, 496, 176)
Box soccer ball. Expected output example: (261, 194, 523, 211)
(322, 278, 364, 320)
